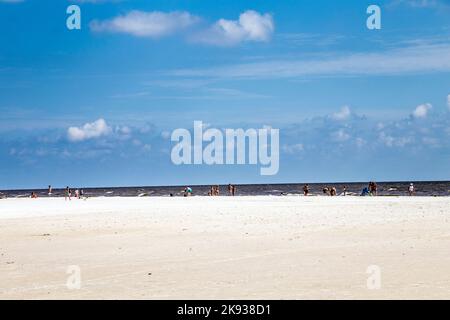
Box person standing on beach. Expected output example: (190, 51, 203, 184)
(65, 186, 71, 201)
(303, 184, 309, 196)
(342, 186, 347, 196)
(228, 184, 233, 196)
(408, 183, 415, 196)
(232, 185, 236, 196)
(48, 185, 52, 196)
(369, 182, 378, 196)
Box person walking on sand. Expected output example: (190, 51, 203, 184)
(48, 185, 52, 196)
(343, 186, 347, 196)
(303, 184, 309, 196)
(65, 186, 71, 201)
(408, 183, 415, 196)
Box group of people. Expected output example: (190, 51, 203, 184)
(303, 181, 416, 196)
(322, 186, 338, 196)
(209, 185, 220, 196)
(64, 186, 84, 200)
(361, 182, 378, 196)
(303, 184, 344, 196)
(208, 184, 237, 196)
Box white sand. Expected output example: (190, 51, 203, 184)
(0, 196, 449, 299)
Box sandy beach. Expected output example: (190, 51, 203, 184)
(0, 196, 449, 299)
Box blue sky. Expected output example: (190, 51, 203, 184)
(1, 0, 450, 189)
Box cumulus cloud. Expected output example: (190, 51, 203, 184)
(192, 10, 274, 46)
(412, 103, 432, 118)
(67, 118, 112, 142)
(90, 11, 199, 38)
(332, 106, 351, 121)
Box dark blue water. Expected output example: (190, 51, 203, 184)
(1, 181, 449, 198)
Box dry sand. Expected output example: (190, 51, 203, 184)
(0, 196, 449, 299)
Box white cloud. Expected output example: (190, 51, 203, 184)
(193, 10, 274, 46)
(67, 118, 112, 142)
(90, 11, 199, 38)
(333, 129, 351, 142)
(412, 103, 432, 118)
(332, 106, 351, 121)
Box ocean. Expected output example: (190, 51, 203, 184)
(1, 181, 449, 198)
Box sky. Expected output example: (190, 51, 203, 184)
(1, 0, 450, 189)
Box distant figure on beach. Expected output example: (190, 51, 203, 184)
(65, 186, 71, 201)
(30, 192, 38, 199)
(48, 185, 52, 196)
(227, 184, 236, 196)
(75, 189, 79, 199)
(183, 187, 192, 197)
(303, 184, 309, 196)
(361, 187, 370, 196)
(369, 182, 378, 196)
(343, 186, 347, 196)
(323, 187, 330, 196)
(80, 189, 84, 198)
(330, 187, 337, 196)
(408, 183, 415, 196)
